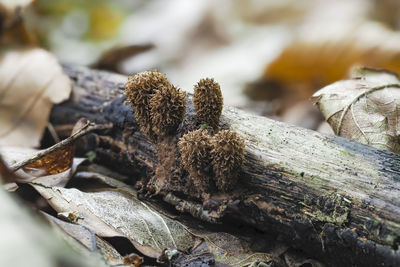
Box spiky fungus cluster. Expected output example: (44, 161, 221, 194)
(125, 70, 245, 195)
(179, 78, 245, 193)
(125, 70, 186, 141)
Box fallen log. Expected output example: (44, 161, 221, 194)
(50, 65, 400, 266)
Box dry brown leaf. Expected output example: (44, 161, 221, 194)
(23, 119, 88, 175)
(0, 146, 85, 188)
(32, 185, 196, 258)
(251, 23, 400, 107)
(0, 48, 71, 147)
(313, 68, 400, 154)
(32, 171, 280, 266)
(23, 145, 75, 175)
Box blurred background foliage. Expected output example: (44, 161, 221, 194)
(3, 0, 400, 131)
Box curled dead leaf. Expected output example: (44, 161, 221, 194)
(23, 119, 88, 175)
(23, 145, 75, 175)
(0, 119, 93, 188)
(313, 68, 400, 154)
(0, 145, 86, 188)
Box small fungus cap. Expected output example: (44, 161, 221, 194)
(193, 78, 223, 129)
(124, 70, 170, 139)
(150, 84, 186, 138)
(211, 130, 245, 192)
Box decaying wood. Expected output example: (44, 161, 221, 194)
(50, 65, 400, 267)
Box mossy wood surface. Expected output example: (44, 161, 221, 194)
(51, 65, 400, 267)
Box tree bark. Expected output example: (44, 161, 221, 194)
(50, 65, 400, 267)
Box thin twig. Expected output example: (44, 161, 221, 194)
(47, 123, 60, 143)
(163, 192, 219, 224)
(10, 122, 111, 172)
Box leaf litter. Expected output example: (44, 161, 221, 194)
(313, 68, 400, 154)
(0, 119, 104, 191)
(0, 146, 83, 191)
(30, 166, 283, 266)
(0, 158, 107, 267)
(0, 48, 71, 147)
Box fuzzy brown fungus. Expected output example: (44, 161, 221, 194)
(193, 78, 223, 129)
(150, 84, 186, 138)
(178, 129, 213, 192)
(125, 70, 170, 139)
(211, 130, 245, 192)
